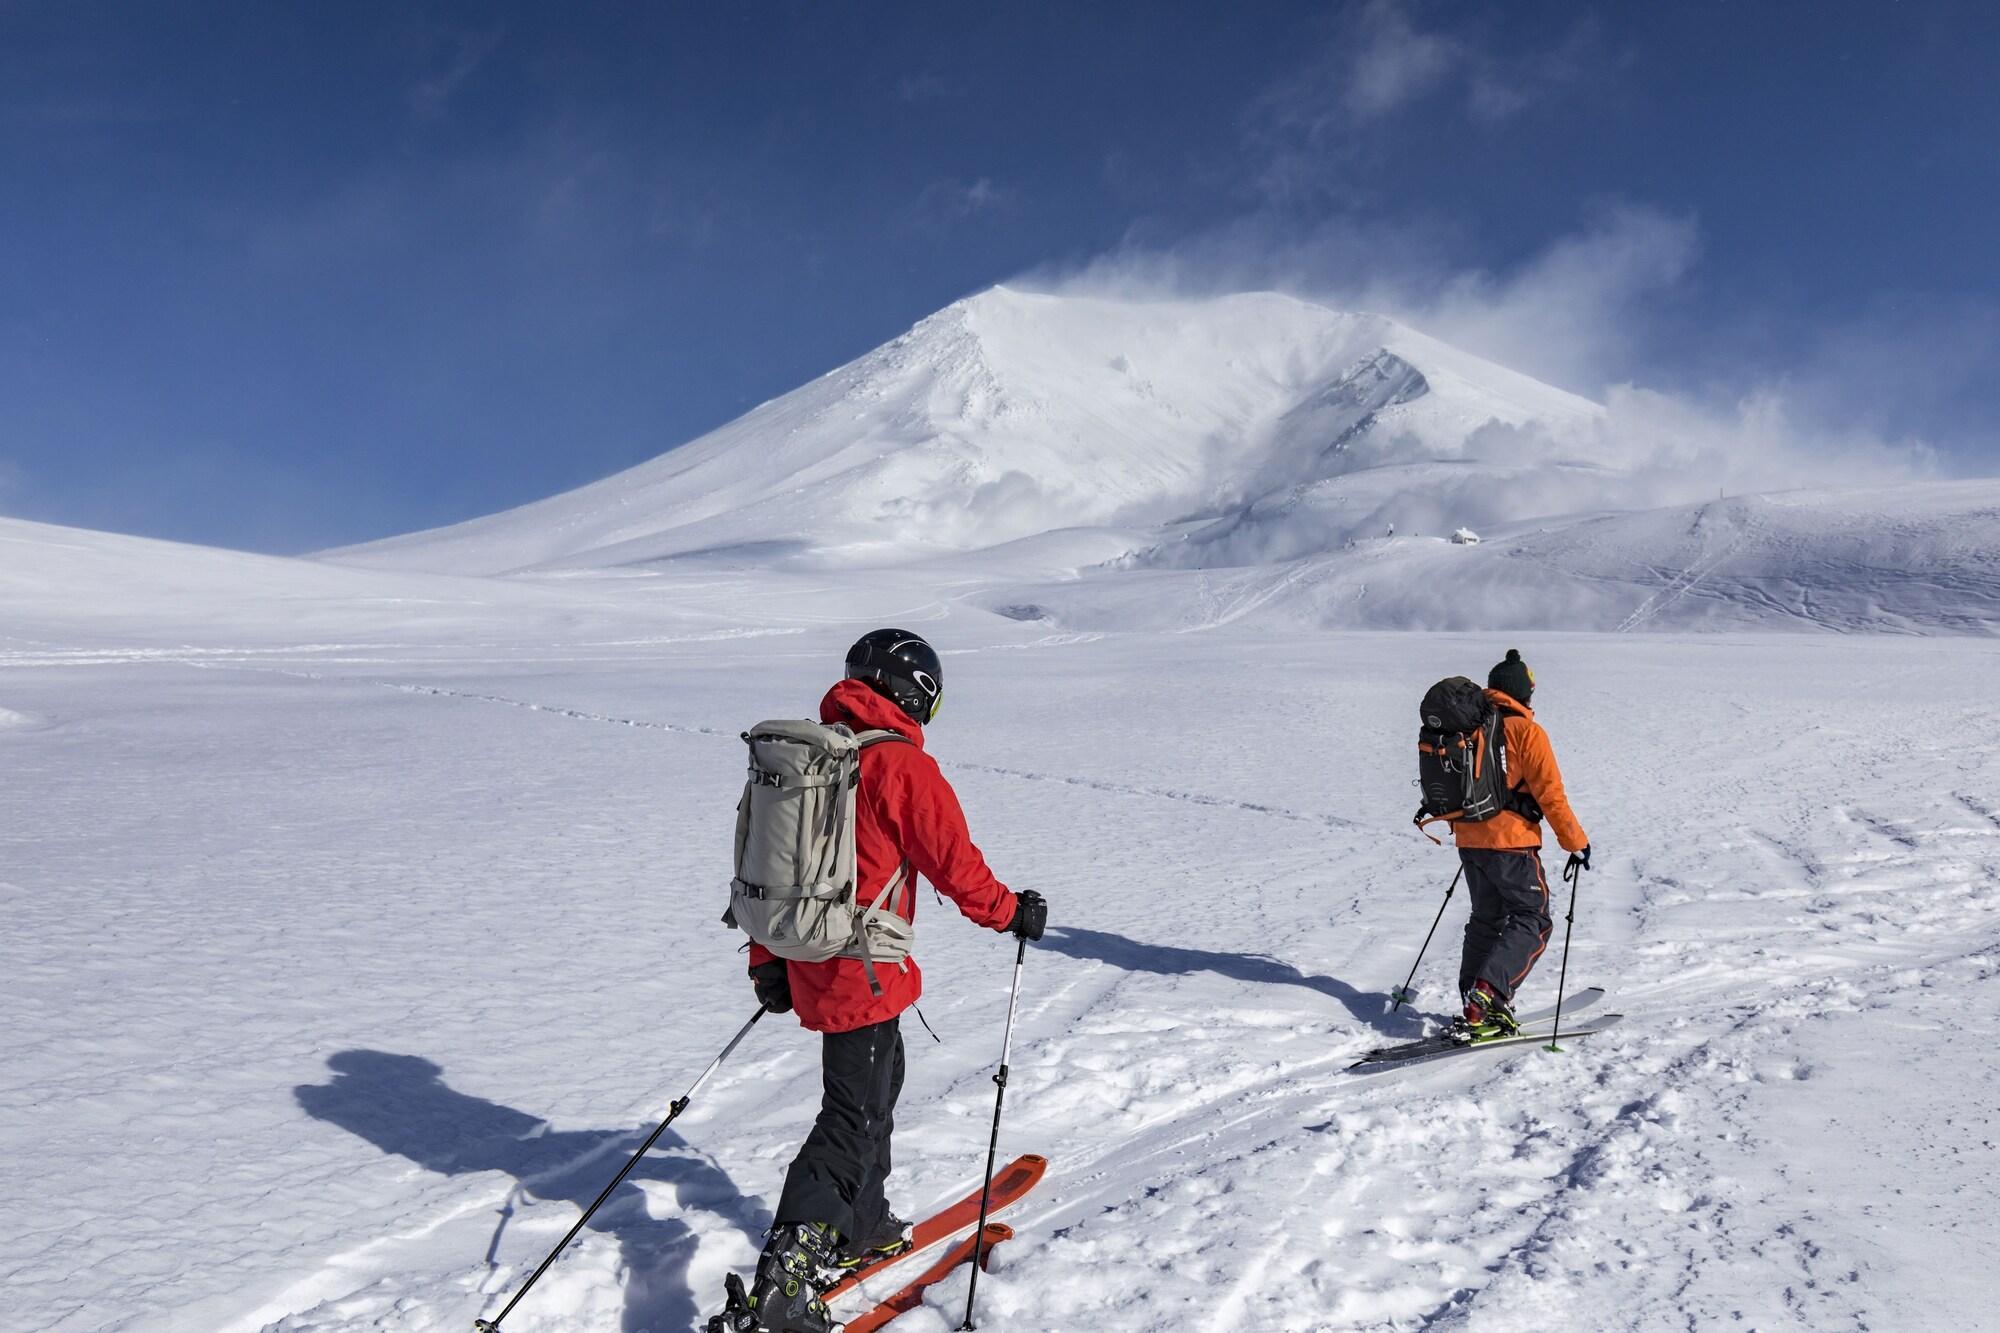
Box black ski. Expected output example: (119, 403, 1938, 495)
(1355, 987, 1606, 1067)
(1351, 1012, 1623, 1072)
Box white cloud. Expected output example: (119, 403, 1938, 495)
(1338, 1, 1463, 120)
(1593, 384, 1937, 496)
(1018, 201, 1944, 497)
(1243, 3, 1607, 206)
(913, 177, 1015, 230)
(1414, 204, 1701, 392)
(1259, 1, 1600, 131)
(408, 27, 506, 120)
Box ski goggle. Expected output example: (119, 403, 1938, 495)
(911, 670, 943, 724)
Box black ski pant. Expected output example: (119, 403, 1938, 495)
(1457, 847, 1554, 1004)
(775, 1015, 905, 1245)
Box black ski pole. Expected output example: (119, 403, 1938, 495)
(474, 1007, 767, 1331)
(959, 934, 1028, 1331)
(1545, 858, 1584, 1053)
(1390, 866, 1462, 1010)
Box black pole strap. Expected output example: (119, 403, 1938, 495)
(1392, 865, 1462, 1010)
(474, 1007, 767, 1331)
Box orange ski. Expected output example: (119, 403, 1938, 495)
(841, 1223, 1013, 1333)
(821, 1153, 1046, 1300)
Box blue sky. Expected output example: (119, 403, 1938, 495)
(2, 1, 1995, 552)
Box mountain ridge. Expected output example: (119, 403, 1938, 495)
(320, 286, 1604, 576)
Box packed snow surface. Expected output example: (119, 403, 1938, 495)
(5, 517, 1998, 1332)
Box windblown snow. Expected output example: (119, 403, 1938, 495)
(334, 288, 1605, 576)
(322, 287, 1996, 638)
(6, 286, 2000, 1333)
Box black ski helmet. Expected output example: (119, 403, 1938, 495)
(845, 628, 944, 725)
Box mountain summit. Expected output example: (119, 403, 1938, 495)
(324, 287, 1601, 576)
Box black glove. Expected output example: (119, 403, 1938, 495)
(1008, 890, 1047, 942)
(1566, 845, 1593, 877)
(749, 958, 792, 1013)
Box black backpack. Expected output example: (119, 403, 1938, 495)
(1413, 677, 1540, 840)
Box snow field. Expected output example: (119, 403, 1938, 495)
(5, 614, 1997, 1331)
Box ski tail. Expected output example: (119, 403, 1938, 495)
(841, 1224, 1013, 1333)
(819, 1154, 1046, 1300)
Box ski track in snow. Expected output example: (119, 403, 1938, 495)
(186, 659, 1368, 836)
(4, 628, 1999, 1333)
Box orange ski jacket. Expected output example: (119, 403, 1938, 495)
(1452, 689, 1589, 854)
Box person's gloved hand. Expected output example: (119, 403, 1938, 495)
(1008, 889, 1047, 942)
(749, 958, 792, 1013)
(1565, 845, 1593, 877)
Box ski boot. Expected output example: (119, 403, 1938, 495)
(1447, 982, 1521, 1045)
(832, 1211, 913, 1276)
(707, 1221, 843, 1332)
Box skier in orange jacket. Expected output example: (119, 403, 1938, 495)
(1452, 648, 1591, 1036)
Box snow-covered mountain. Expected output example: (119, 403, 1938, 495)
(325, 288, 1603, 576)
(319, 285, 2000, 636)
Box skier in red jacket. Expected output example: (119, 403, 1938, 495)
(735, 629, 1047, 1333)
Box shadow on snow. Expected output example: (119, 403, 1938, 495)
(296, 1050, 761, 1332)
(1038, 925, 1411, 1031)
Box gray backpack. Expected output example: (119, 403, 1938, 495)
(724, 719, 915, 996)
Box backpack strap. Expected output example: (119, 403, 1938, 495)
(1486, 706, 1545, 824)
(846, 729, 917, 996)
(1413, 808, 1457, 845)
(849, 861, 912, 996)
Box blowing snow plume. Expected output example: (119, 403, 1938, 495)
(320, 279, 1996, 634)
(323, 286, 1610, 576)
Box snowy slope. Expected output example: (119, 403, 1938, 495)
(311, 285, 1999, 636)
(1022, 480, 2000, 635)
(324, 288, 1602, 576)
(5, 515, 2000, 1332)
(0, 516, 586, 650)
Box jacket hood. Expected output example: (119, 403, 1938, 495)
(1485, 687, 1534, 720)
(821, 678, 927, 745)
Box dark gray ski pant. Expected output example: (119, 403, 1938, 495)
(776, 1015, 904, 1245)
(1457, 847, 1554, 1003)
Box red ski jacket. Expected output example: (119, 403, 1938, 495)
(746, 679, 1019, 1033)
